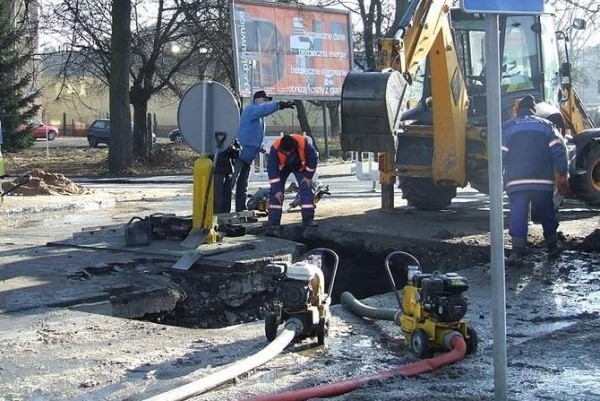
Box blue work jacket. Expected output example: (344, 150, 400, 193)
(501, 111, 568, 194)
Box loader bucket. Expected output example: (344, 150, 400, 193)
(340, 71, 409, 153)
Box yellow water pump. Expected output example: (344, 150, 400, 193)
(385, 251, 478, 358)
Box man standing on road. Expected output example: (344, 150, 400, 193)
(502, 95, 569, 263)
(213, 139, 241, 214)
(231, 90, 295, 212)
(264, 134, 319, 227)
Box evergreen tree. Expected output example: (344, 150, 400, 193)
(0, 2, 39, 151)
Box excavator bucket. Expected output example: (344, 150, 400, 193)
(340, 71, 410, 153)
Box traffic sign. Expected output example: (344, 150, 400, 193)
(460, 0, 544, 14)
(177, 81, 239, 154)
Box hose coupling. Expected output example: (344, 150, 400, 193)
(285, 318, 304, 337)
(394, 309, 403, 327)
(443, 330, 463, 350)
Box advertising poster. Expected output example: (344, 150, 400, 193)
(232, 0, 352, 99)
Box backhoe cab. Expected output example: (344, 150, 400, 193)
(341, 2, 600, 210)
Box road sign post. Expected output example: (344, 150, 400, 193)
(460, 2, 544, 401)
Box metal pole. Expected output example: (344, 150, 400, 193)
(322, 103, 329, 160)
(45, 123, 49, 157)
(485, 14, 508, 401)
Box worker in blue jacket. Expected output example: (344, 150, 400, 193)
(502, 94, 569, 262)
(231, 90, 295, 212)
(264, 134, 319, 227)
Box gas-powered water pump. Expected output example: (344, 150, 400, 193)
(385, 251, 478, 358)
(264, 248, 339, 345)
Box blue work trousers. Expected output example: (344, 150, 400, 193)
(508, 190, 558, 242)
(268, 169, 314, 222)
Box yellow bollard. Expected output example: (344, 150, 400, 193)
(192, 156, 217, 244)
(0, 146, 5, 177)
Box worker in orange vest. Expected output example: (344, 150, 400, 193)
(263, 134, 319, 227)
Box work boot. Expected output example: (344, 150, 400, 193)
(506, 237, 527, 266)
(263, 219, 280, 227)
(302, 218, 319, 228)
(547, 238, 565, 259)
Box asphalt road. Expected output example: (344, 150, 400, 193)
(32, 136, 172, 149)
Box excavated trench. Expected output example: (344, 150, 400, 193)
(133, 231, 493, 330)
(76, 227, 599, 331)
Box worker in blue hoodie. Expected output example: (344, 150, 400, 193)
(231, 90, 295, 212)
(263, 134, 319, 227)
(502, 95, 569, 263)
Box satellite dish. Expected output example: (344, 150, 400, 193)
(177, 81, 240, 154)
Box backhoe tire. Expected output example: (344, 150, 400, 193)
(570, 143, 600, 206)
(468, 179, 489, 194)
(468, 170, 490, 194)
(399, 177, 456, 210)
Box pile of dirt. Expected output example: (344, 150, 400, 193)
(1, 169, 89, 196)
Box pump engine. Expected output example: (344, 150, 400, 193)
(264, 248, 338, 345)
(410, 272, 469, 322)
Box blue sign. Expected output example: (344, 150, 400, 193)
(460, 0, 544, 14)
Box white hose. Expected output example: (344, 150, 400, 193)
(140, 321, 300, 401)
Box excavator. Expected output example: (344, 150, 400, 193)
(341, 0, 600, 211)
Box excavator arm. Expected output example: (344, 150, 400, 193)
(560, 86, 596, 134)
(341, 0, 469, 210)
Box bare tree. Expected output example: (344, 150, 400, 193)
(43, 0, 233, 163)
(109, 0, 131, 174)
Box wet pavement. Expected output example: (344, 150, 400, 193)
(0, 161, 599, 401)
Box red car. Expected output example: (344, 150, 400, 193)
(19, 118, 60, 141)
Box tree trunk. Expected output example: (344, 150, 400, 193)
(293, 100, 319, 154)
(327, 101, 340, 140)
(131, 100, 149, 160)
(108, 0, 132, 175)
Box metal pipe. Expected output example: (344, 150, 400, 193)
(340, 291, 398, 322)
(140, 320, 301, 401)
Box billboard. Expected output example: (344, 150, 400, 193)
(232, 0, 352, 100)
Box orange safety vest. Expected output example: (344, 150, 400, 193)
(273, 134, 307, 171)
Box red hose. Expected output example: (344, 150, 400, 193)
(243, 335, 466, 401)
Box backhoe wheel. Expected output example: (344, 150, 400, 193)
(265, 313, 278, 342)
(571, 143, 600, 205)
(465, 326, 478, 355)
(409, 328, 433, 358)
(316, 317, 328, 346)
(399, 178, 456, 210)
(467, 165, 490, 194)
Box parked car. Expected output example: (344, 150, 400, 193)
(168, 128, 182, 142)
(19, 118, 59, 141)
(87, 119, 110, 147)
(87, 119, 156, 148)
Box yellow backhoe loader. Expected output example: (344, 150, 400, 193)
(341, 0, 599, 210)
